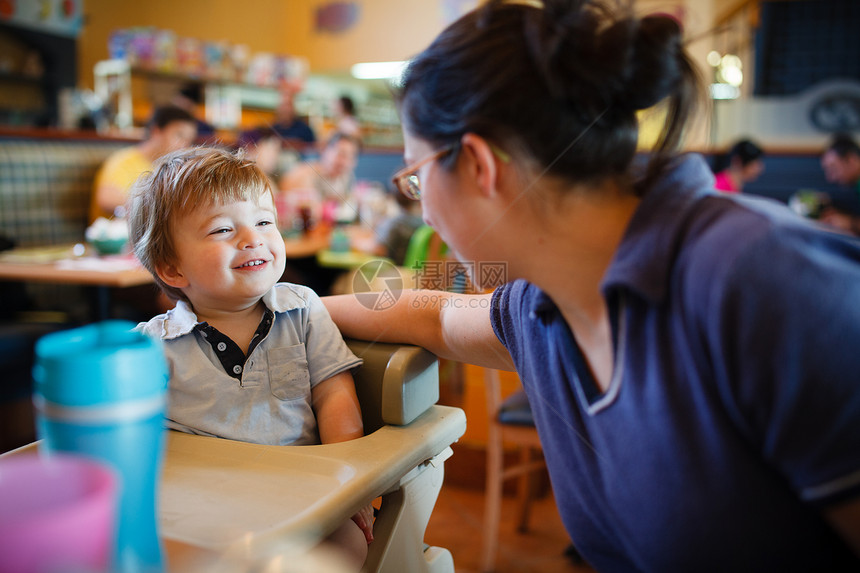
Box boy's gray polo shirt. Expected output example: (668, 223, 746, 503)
(136, 283, 362, 445)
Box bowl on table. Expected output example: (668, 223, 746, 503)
(89, 237, 128, 256)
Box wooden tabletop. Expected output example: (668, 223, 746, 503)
(283, 224, 380, 260)
(0, 228, 372, 288)
(282, 227, 332, 259)
(0, 257, 154, 287)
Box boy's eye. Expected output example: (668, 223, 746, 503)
(209, 227, 231, 235)
(257, 219, 274, 227)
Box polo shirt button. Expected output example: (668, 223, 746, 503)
(233, 364, 243, 374)
(217, 342, 227, 352)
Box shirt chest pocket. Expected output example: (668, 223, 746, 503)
(267, 344, 311, 401)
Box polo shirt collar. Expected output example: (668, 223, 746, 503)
(156, 284, 308, 340)
(600, 153, 716, 304)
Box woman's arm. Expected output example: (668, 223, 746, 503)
(323, 289, 515, 371)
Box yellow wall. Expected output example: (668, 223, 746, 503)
(282, 0, 450, 73)
(79, 0, 457, 88)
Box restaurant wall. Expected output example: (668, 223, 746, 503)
(77, 0, 725, 148)
(278, 0, 458, 74)
(78, 0, 459, 88)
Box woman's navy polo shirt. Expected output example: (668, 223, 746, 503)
(491, 154, 860, 572)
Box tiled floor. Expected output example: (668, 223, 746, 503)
(424, 482, 595, 573)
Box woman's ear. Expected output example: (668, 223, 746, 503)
(460, 133, 501, 199)
(156, 261, 189, 289)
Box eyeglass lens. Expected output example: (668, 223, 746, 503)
(405, 174, 421, 199)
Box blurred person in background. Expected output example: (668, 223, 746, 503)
(90, 105, 197, 223)
(237, 126, 283, 183)
(372, 187, 425, 266)
(333, 95, 361, 139)
(280, 132, 361, 225)
(819, 133, 860, 236)
(172, 83, 217, 142)
(271, 90, 316, 146)
(712, 138, 765, 193)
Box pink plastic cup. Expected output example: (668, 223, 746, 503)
(0, 454, 117, 573)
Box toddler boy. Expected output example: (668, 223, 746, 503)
(128, 147, 372, 567)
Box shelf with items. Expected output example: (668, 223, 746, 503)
(0, 23, 76, 128)
(101, 26, 308, 132)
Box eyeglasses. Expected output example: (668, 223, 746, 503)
(391, 144, 457, 200)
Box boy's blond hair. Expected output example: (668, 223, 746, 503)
(128, 146, 276, 302)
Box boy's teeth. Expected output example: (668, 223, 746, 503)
(241, 260, 264, 267)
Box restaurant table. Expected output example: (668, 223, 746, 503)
(314, 224, 390, 270)
(284, 224, 381, 261)
(0, 245, 153, 321)
(283, 224, 390, 295)
(316, 249, 390, 270)
(283, 226, 332, 258)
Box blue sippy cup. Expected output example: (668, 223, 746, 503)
(33, 320, 169, 573)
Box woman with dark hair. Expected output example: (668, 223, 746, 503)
(334, 94, 361, 138)
(324, 1, 860, 570)
(712, 138, 765, 193)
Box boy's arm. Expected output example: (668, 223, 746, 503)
(312, 370, 375, 544)
(322, 290, 515, 371)
(312, 371, 363, 444)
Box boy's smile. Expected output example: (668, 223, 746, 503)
(158, 194, 287, 313)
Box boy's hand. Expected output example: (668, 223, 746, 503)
(351, 504, 375, 544)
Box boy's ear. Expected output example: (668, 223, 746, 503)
(460, 133, 500, 199)
(155, 262, 189, 289)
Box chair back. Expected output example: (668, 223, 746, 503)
(402, 224, 447, 270)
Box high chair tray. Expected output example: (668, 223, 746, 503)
(160, 404, 465, 553)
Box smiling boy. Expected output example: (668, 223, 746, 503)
(128, 147, 372, 566)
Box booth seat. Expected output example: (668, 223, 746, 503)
(0, 137, 128, 248)
(0, 136, 130, 316)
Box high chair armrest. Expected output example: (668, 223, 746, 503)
(345, 339, 440, 432)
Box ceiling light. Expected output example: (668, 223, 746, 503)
(710, 83, 740, 100)
(350, 61, 408, 80)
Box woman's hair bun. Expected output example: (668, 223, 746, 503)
(398, 0, 701, 188)
(617, 13, 685, 111)
(530, 2, 685, 116)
